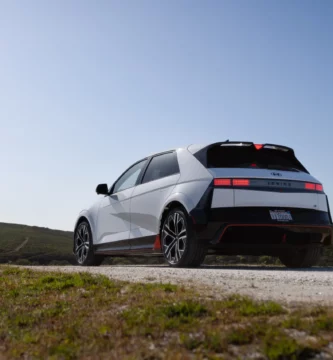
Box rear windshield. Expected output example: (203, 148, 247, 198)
(206, 146, 307, 172)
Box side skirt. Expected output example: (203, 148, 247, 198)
(94, 235, 163, 256)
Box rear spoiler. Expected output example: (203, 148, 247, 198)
(219, 141, 293, 153)
(192, 141, 308, 173)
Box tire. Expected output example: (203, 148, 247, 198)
(74, 221, 104, 266)
(161, 208, 206, 267)
(279, 246, 322, 268)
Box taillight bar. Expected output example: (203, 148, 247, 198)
(214, 178, 324, 192)
(233, 179, 250, 186)
(214, 179, 231, 186)
(214, 178, 250, 187)
(305, 183, 315, 190)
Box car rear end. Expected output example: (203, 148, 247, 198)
(190, 142, 333, 267)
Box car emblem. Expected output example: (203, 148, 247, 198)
(271, 172, 282, 176)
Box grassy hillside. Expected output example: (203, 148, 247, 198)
(0, 222, 74, 264)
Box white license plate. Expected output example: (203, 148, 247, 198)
(269, 210, 293, 222)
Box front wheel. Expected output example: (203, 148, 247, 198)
(161, 208, 206, 267)
(279, 246, 322, 268)
(74, 221, 104, 266)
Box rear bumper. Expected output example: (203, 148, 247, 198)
(190, 207, 333, 249)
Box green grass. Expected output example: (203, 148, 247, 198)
(264, 329, 313, 360)
(283, 312, 333, 335)
(226, 327, 255, 345)
(1, 266, 333, 359)
(221, 294, 285, 316)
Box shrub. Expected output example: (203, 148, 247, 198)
(15, 259, 31, 265)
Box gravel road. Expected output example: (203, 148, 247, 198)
(27, 265, 333, 305)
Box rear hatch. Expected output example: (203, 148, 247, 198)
(204, 142, 327, 212)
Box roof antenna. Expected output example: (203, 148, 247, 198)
(225, 139, 229, 142)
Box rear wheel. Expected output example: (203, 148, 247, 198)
(279, 246, 322, 268)
(74, 221, 104, 266)
(161, 208, 206, 267)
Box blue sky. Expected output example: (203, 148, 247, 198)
(1, 0, 332, 231)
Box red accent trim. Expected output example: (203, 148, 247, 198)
(254, 144, 263, 150)
(153, 235, 161, 250)
(218, 224, 332, 243)
(282, 233, 287, 243)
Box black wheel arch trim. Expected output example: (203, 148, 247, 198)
(73, 216, 90, 254)
(189, 180, 214, 225)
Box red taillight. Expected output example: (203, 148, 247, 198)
(233, 179, 250, 186)
(305, 183, 316, 190)
(214, 178, 231, 186)
(305, 183, 323, 191)
(254, 144, 263, 150)
(214, 178, 250, 186)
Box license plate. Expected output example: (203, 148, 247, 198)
(269, 210, 293, 222)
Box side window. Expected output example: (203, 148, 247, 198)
(113, 160, 147, 193)
(142, 152, 179, 184)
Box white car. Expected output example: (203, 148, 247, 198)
(73, 141, 332, 268)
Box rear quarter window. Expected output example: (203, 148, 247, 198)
(142, 152, 180, 183)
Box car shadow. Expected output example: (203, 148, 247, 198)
(108, 264, 333, 272)
(200, 265, 333, 272)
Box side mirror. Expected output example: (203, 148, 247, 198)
(96, 183, 109, 195)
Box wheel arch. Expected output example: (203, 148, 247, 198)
(158, 193, 194, 234)
(158, 195, 207, 268)
(73, 216, 88, 253)
(74, 216, 89, 229)
(73, 211, 96, 250)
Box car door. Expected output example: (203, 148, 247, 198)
(96, 159, 148, 251)
(130, 152, 181, 250)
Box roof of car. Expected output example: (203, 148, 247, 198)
(148, 142, 294, 158)
(145, 144, 207, 158)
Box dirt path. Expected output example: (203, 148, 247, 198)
(5, 237, 29, 253)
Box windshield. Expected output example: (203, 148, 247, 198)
(206, 145, 307, 172)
